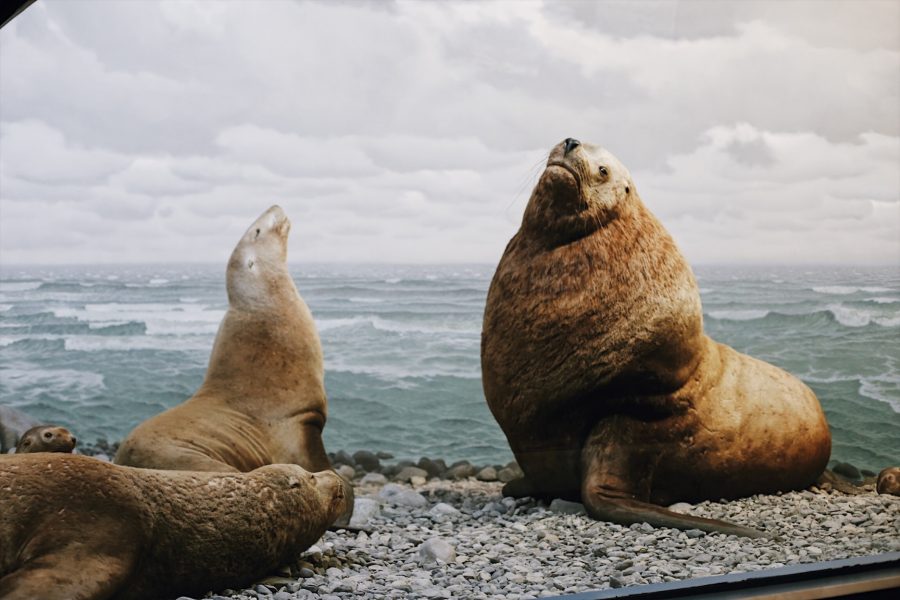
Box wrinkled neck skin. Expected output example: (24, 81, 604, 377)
(522, 142, 634, 247)
(483, 142, 705, 430)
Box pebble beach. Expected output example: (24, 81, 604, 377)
(78, 444, 900, 600)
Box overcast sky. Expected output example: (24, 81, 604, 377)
(1, 0, 898, 266)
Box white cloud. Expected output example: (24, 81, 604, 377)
(638, 124, 900, 264)
(0, 0, 897, 266)
(0, 120, 129, 184)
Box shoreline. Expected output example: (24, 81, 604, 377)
(74, 442, 899, 600)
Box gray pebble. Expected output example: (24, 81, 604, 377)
(418, 537, 457, 564)
(476, 466, 498, 482)
(348, 497, 381, 528)
(359, 472, 388, 486)
(548, 498, 587, 515)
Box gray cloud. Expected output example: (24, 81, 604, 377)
(0, 0, 897, 266)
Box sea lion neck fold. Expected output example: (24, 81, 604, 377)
(523, 140, 635, 247)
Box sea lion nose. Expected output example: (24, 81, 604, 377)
(564, 138, 581, 155)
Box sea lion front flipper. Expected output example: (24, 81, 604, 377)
(0, 549, 137, 600)
(502, 476, 538, 498)
(580, 424, 770, 539)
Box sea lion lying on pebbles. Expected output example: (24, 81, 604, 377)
(115, 205, 352, 524)
(14, 425, 76, 454)
(482, 138, 831, 538)
(0, 453, 346, 600)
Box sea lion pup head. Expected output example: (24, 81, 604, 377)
(523, 138, 635, 246)
(877, 466, 900, 496)
(15, 425, 76, 454)
(227, 205, 294, 310)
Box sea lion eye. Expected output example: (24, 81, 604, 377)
(255, 228, 261, 239)
(43, 432, 52, 439)
(599, 166, 608, 177)
(625, 186, 630, 194)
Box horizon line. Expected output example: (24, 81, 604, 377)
(1, 260, 898, 269)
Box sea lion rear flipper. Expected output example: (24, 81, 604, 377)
(580, 427, 771, 539)
(0, 550, 136, 600)
(581, 490, 770, 539)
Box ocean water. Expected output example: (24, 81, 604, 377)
(0, 263, 897, 472)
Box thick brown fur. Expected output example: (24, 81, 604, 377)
(0, 453, 346, 600)
(877, 467, 900, 496)
(114, 206, 352, 522)
(15, 425, 76, 454)
(482, 139, 831, 537)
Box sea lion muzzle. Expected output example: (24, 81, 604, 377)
(564, 137, 581, 155)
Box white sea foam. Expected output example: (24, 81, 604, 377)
(707, 309, 770, 321)
(52, 303, 225, 336)
(867, 297, 900, 304)
(324, 357, 480, 381)
(64, 335, 213, 353)
(0, 365, 106, 395)
(0, 304, 11, 312)
(316, 315, 479, 336)
(859, 376, 900, 413)
(813, 285, 893, 295)
(827, 304, 900, 328)
(124, 278, 172, 288)
(0, 281, 42, 293)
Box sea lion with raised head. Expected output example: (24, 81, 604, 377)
(15, 425, 76, 454)
(0, 453, 346, 600)
(115, 205, 352, 523)
(482, 138, 831, 537)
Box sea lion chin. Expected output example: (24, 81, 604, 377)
(482, 138, 831, 538)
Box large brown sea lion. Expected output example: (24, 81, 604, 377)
(0, 453, 345, 600)
(482, 138, 831, 537)
(115, 205, 352, 522)
(15, 425, 76, 454)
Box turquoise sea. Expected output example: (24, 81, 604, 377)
(0, 264, 897, 472)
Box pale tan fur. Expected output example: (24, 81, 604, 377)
(115, 205, 352, 523)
